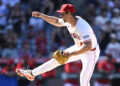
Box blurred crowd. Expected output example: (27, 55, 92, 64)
(0, 0, 120, 86)
(0, 0, 73, 59)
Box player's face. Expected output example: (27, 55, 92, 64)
(61, 12, 68, 22)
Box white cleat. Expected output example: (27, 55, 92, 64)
(16, 69, 35, 81)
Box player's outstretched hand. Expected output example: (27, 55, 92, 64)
(32, 11, 41, 18)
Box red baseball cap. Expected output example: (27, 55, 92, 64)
(57, 4, 75, 13)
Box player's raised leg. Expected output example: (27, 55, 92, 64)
(16, 58, 61, 81)
(32, 58, 61, 76)
(16, 45, 82, 81)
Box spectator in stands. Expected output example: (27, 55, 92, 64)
(64, 61, 82, 86)
(51, 0, 63, 11)
(26, 26, 36, 55)
(20, 14, 27, 35)
(114, 0, 120, 8)
(105, 33, 120, 59)
(84, 4, 96, 23)
(35, 30, 47, 56)
(1, 59, 16, 76)
(29, 15, 45, 32)
(16, 54, 35, 70)
(106, 0, 115, 9)
(4, 26, 18, 44)
(94, 54, 115, 86)
(112, 54, 120, 86)
(2, 0, 20, 9)
(111, 8, 120, 41)
(8, 3, 24, 36)
(18, 40, 35, 58)
(61, 27, 73, 47)
(52, 27, 72, 52)
(52, 28, 62, 51)
(41, 0, 54, 15)
(0, 28, 6, 49)
(68, 0, 86, 15)
(90, 19, 103, 44)
(99, 21, 112, 55)
(97, 0, 114, 10)
(2, 42, 18, 58)
(25, 7, 32, 24)
(95, 9, 109, 31)
(0, 0, 8, 28)
(29, 0, 42, 11)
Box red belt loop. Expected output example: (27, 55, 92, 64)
(80, 42, 83, 46)
(91, 47, 96, 51)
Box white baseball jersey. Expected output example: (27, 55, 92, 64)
(58, 16, 97, 49)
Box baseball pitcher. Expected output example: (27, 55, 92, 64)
(16, 4, 100, 86)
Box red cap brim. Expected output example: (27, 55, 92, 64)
(56, 10, 66, 13)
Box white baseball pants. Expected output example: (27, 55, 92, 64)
(32, 44, 100, 86)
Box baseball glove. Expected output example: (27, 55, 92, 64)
(53, 50, 69, 64)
